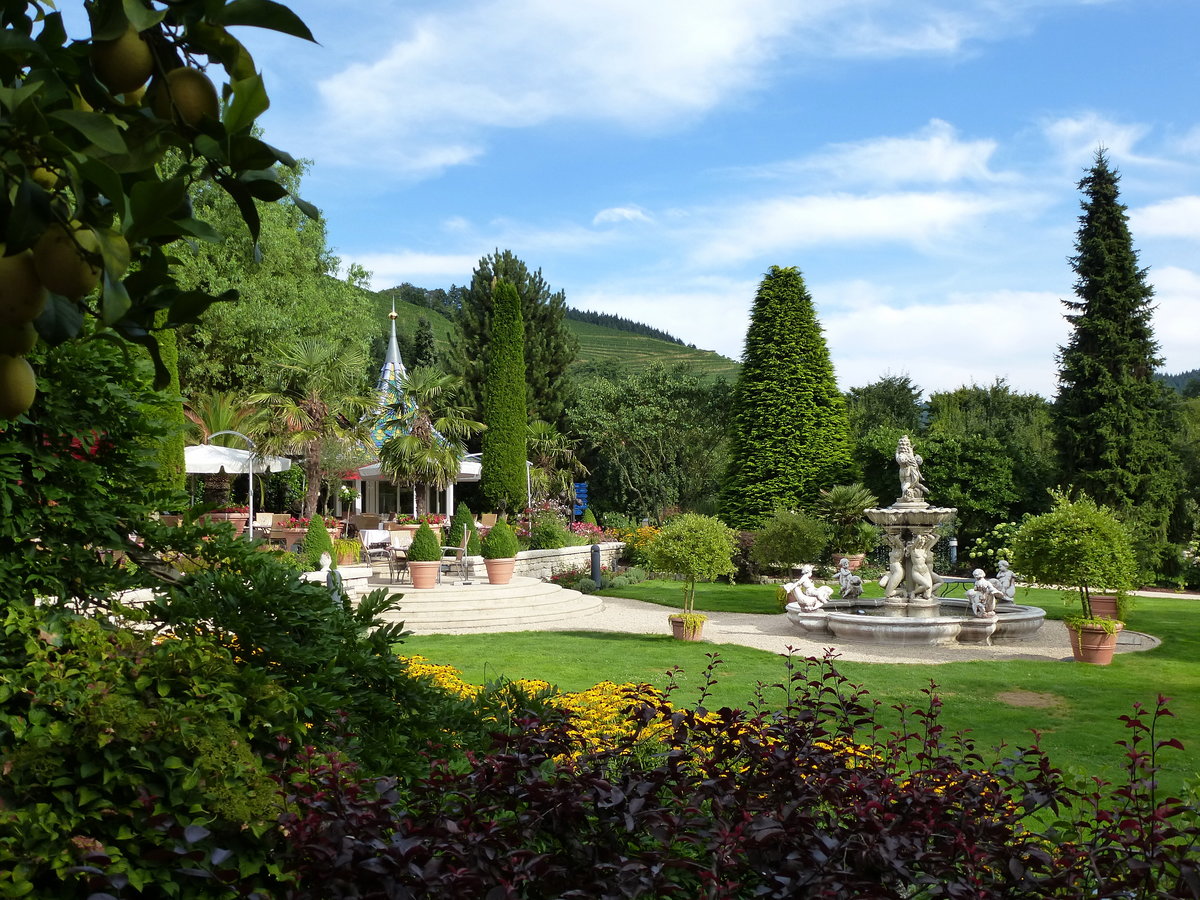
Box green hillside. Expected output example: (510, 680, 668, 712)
(567, 320, 739, 380)
(373, 294, 739, 381)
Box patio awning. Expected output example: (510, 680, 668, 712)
(184, 444, 292, 474)
(357, 455, 482, 483)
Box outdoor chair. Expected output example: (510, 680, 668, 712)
(350, 514, 381, 534)
(479, 513, 498, 529)
(439, 528, 472, 581)
(387, 530, 413, 583)
(358, 529, 391, 571)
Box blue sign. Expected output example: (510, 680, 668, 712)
(573, 482, 588, 516)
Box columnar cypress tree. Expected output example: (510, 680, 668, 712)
(145, 311, 187, 503)
(1053, 151, 1182, 565)
(721, 266, 855, 529)
(411, 317, 438, 369)
(480, 280, 529, 514)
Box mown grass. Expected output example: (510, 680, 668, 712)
(401, 583, 1200, 794)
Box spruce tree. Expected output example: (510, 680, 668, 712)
(450, 250, 578, 427)
(411, 317, 438, 369)
(721, 266, 856, 529)
(1053, 151, 1182, 567)
(480, 280, 529, 515)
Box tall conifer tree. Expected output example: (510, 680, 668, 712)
(480, 280, 529, 514)
(450, 250, 577, 427)
(721, 266, 855, 529)
(1053, 151, 1182, 564)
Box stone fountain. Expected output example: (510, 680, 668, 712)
(785, 436, 1045, 646)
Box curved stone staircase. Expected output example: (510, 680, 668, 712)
(372, 575, 603, 632)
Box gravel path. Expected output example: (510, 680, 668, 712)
(432, 592, 1164, 665)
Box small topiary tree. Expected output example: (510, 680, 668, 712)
(646, 513, 737, 624)
(407, 523, 441, 562)
(446, 501, 474, 551)
(582, 507, 598, 526)
(482, 520, 520, 560)
(1010, 490, 1137, 622)
(301, 515, 335, 571)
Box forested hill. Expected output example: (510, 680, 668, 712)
(1158, 368, 1200, 395)
(375, 287, 740, 382)
(564, 308, 686, 346)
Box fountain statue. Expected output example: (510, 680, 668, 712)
(865, 436, 957, 608)
(784, 437, 1046, 646)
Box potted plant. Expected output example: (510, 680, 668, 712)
(201, 504, 251, 536)
(817, 483, 879, 570)
(646, 513, 737, 641)
(481, 519, 519, 585)
(332, 537, 361, 567)
(1010, 490, 1137, 665)
(407, 522, 442, 589)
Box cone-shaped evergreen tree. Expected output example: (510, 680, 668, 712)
(1053, 151, 1182, 564)
(721, 266, 855, 529)
(480, 280, 528, 514)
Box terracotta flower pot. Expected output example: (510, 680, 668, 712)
(484, 557, 516, 585)
(1068, 620, 1124, 665)
(409, 560, 440, 589)
(669, 615, 705, 641)
(1088, 594, 1121, 620)
(202, 511, 248, 535)
(831, 552, 867, 571)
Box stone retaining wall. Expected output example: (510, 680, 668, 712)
(506, 541, 624, 581)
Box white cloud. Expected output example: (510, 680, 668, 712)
(688, 191, 1007, 266)
(751, 119, 1004, 188)
(349, 251, 479, 288)
(1041, 113, 1151, 167)
(1131, 196, 1200, 241)
(819, 283, 1070, 396)
(1150, 266, 1200, 373)
(593, 206, 652, 226)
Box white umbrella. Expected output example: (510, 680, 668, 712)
(184, 444, 291, 474)
(185, 442, 291, 539)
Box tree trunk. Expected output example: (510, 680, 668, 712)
(302, 442, 321, 519)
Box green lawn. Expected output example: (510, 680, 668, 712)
(400, 584, 1200, 794)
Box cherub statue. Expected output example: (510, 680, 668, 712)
(785, 563, 834, 611)
(989, 559, 1017, 603)
(896, 435, 929, 503)
(908, 532, 938, 600)
(836, 557, 863, 600)
(967, 568, 1004, 618)
(879, 531, 907, 598)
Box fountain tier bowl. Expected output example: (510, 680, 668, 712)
(786, 598, 1046, 646)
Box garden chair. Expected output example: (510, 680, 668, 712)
(439, 528, 472, 581)
(387, 530, 413, 583)
(358, 528, 391, 571)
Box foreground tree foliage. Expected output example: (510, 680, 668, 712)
(722, 266, 856, 529)
(1053, 151, 1185, 574)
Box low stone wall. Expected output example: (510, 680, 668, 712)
(453, 541, 624, 581)
(302, 563, 373, 600)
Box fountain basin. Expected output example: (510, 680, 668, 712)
(786, 598, 1045, 646)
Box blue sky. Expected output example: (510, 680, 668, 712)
(125, 2, 1200, 395)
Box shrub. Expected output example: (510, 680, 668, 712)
(530, 513, 571, 550)
(609, 575, 631, 589)
(576, 577, 598, 594)
(582, 507, 598, 526)
(624, 566, 648, 584)
(407, 522, 441, 562)
(619, 523, 660, 567)
(750, 507, 831, 572)
(482, 520, 520, 559)
(446, 500, 474, 551)
(816, 483, 880, 554)
(731, 529, 761, 583)
(268, 656, 1200, 899)
(300, 513, 335, 570)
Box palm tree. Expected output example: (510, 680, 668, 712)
(183, 391, 258, 506)
(527, 419, 588, 505)
(377, 367, 484, 515)
(248, 339, 375, 518)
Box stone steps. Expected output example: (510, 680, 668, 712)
(369, 574, 604, 631)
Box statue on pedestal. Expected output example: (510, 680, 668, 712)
(836, 557, 863, 599)
(786, 563, 834, 611)
(989, 559, 1017, 603)
(896, 435, 929, 503)
(967, 568, 1004, 618)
